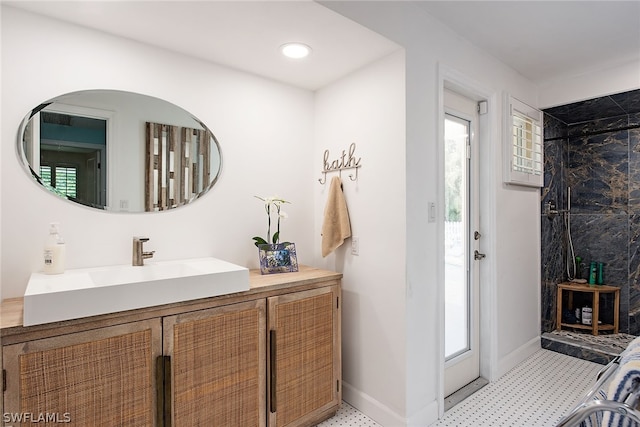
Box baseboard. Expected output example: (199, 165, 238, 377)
(495, 335, 541, 379)
(406, 399, 439, 427)
(342, 381, 408, 426)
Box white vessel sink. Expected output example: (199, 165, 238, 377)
(23, 257, 249, 326)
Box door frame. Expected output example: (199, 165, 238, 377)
(437, 64, 499, 416)
(42, 103, 114, 208)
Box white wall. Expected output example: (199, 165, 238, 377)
(1, 6, 316, 298)
(321, 2, 541, 425)
(315, 50, 406, 425)
(539, 59, 640, 108)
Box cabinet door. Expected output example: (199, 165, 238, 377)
(164, 299, 266, 427)
(3, 319, 161, 426)
(268, 285, 341, 427)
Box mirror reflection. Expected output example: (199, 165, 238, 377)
(18, 90, 222, 212)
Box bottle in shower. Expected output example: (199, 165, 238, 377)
(582, 305, 593, 325)
(575, 256, 583, 279)
(588, 262, 597, 285)
(597, 262, 604, 285)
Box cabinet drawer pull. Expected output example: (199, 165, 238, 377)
(270, 330, 277, 413)
(156, 356, 172, 427)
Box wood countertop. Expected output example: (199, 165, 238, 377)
(0, 265, 342, 336)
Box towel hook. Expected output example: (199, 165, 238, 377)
(318, 171, 328, 185)
(348, 166, 359, 182)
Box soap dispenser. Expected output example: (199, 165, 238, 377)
(43, 222, 65, 274)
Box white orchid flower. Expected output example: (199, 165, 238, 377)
(253, 195, 291, 247)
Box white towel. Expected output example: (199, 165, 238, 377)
(321, 176, 351, 257)
(580, 388, 608, 427)
(621, 337, 640, 364)
(602, 356, 640, 427)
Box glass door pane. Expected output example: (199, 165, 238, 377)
(444, 114, 470, 360)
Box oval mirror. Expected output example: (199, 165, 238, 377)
(18, 90, 222, 212)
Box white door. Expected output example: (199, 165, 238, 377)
(443, 89, 482, 397)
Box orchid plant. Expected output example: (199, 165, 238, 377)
(252, 196, 290, 247)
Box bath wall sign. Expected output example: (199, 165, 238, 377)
(318, 142, 362, 184)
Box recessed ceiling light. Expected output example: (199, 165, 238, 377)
(280, 43, 312, 59)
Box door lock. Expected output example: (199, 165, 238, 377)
(474, 231, 482, 240)
(474, 250, 486, 260)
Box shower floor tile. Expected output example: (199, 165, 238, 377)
(319, 349, 601, 426)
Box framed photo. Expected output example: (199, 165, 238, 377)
(258, 243, 298, 274)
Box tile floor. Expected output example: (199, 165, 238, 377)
(317, 403, 383, 427)
(318, 349, 602, 427)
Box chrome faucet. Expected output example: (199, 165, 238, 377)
(132, 237, 155, 266)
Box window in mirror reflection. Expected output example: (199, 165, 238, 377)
(38, 111, 106, 208)
(40, 165, 78, 199)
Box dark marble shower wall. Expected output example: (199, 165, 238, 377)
(541, 88, 640, 334)
(541, 114, 568, 332)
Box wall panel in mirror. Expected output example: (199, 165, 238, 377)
(18, 90, 222, 213)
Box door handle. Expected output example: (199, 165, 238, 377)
(270, 330, 277, 413)
(156, 355, 171, 427)
(474, 250, 486, 260)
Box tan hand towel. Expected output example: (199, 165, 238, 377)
(322, 176, 352, 257)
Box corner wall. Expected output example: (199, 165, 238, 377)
(314, 50, 407, 425)
(321, 1, 542, 425)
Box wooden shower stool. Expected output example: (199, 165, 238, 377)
(556, 282, 620, 336)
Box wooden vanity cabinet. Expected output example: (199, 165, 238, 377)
(163, 299, 266, 427)
(3, 319, 162, 426)
(267, 286, 341, 427)
(1, 267, 341, 427)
